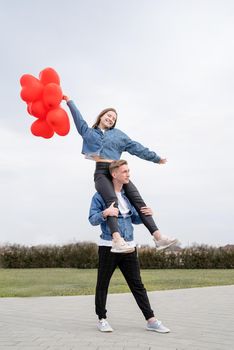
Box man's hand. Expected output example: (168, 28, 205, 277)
(140, 206, 153, 216)
(103, 202, 119, 218)
(158, 158, 167, 164)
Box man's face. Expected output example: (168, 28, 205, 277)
(112, 164, 130, 184)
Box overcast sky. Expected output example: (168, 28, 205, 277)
(1, 0, 233, 248)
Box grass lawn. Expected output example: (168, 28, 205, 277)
(0, 268, 233, 297)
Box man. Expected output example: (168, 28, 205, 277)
(89, 160, 170, 333)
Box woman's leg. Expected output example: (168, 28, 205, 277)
(94, 173, 119, 234)
(123, 180, 158, 234)
(94, 172, 134, 253)
(124, 181, 178, 248)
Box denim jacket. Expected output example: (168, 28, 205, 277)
(89, 191, 142, 241)
(67, 101, 161, 163)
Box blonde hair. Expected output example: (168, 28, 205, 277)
(109, 160, 128, 174)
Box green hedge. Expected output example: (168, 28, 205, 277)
(0, 242, 98, 268)
(138, 245, 234, 269)
(0, 243, 233, 269)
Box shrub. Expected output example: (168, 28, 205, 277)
(0, 242, 98, 268)
(138, 244, 234, 269)
(0, 243, 233, 269)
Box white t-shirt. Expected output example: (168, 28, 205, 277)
(99, 191, 136, 247)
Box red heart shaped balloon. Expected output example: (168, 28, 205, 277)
(20, 68, 70, 138)
(42, 83, 63, 109)
(20, 74, 44, 103)
(30, 100, 48, 119)
(46, 107, 70, 136)
(27, 103, 33, 115)
(31, 119, 54, 138)
(20, 74, 39, 87)
(39, 67, 60, 85)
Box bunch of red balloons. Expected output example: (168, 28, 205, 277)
(20, 67, 70, 138)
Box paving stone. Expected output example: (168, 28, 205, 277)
(0, 285, 233, 349)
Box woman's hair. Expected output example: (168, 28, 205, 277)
(92, 108, 117, 129)
(109, 159, 128, 174)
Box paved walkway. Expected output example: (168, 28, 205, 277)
(0, 285, 234, 350)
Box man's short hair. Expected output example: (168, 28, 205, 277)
(109, 160, 128, 174)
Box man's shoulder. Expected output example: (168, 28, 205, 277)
(91, 192, 105, 205)
(92, 191, 102, 199)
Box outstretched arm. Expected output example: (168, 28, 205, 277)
(62, 95, 89, 136)
(158, 158, 167, 164)
(63, 95, 70, 102)
(122, 132, 167, 164)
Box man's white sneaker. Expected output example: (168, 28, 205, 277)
(97, 319, 113, 332)
(146, 320, 170, 333)
(111, 238, 135, 253)
(154, 236, 178, 251)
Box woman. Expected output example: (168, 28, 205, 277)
(63, 96, 177, 252)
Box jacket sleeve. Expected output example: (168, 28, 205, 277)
(122, 131, 161, 163)
(67, 100, 89, 136)
(88, 195, 107, 226)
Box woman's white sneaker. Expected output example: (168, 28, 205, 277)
(111, 238, 135, 253)
(154, 236, 178, 251)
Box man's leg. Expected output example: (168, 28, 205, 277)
(95, 246, 118, 320)
(96, 247, 170, 333)
(118, 249, 155, 320)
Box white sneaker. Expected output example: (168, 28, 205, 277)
(97, 319, 113, 332)
(154, 236, 178, 251)
(146, 320, 170, 333)
(111, 238, 135, 253)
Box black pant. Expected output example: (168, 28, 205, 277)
(94, 162, 158, 234)
(95, 246, 155, 320)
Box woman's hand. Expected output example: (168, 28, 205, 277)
(140, 206, 153, 216)
(159, 158, 167, 164)
(62, 95, 70, 102)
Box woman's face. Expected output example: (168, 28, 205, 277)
(99, 111, 117, 129)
